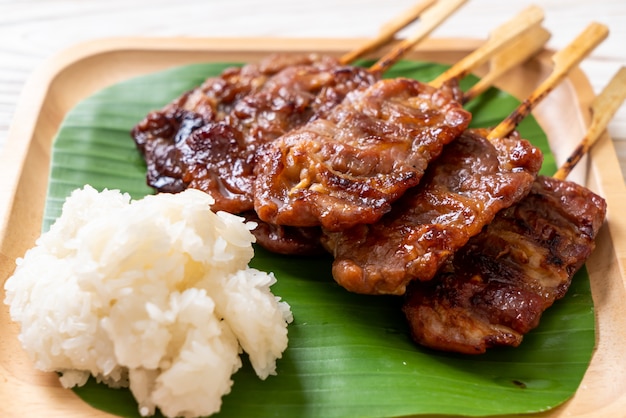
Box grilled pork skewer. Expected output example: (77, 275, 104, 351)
(237, 6, 549, 256)
(253, 6, 546, 232)
(247, 20, 550, 256)
(403, 67, 626, 354)
(131, 1, 469, 258)
(322, 23, 609, 295)
(132, 0, 466, 207)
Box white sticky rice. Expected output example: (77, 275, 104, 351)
(3, 185, 293, 418)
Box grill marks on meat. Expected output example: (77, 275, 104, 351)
(167, 53, 341, 123)
(179, 63, 378, 213)
(254, 78, 472, 231)
(322, 128, 543, 295)
(402, 176, 607, 354)
(230, 63, 379, 146)
(131, 53, 378, 215)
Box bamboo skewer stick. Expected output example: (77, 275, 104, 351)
(554, 66, 626, 180)
(462, 25, 552, 103)
(487, 22, 609, 141)
(352, 3, 548, 101)
(368, 0, 468, 74)
(339, 0, 438, 64)
(429, 5, 545, 88)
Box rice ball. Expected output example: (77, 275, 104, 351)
(3, 185, 293, 418)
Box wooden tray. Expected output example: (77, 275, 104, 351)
(1, 37, 625, 417)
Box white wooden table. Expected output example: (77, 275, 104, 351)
(1, 0, 625, 175)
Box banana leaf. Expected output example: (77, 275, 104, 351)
(43, 60, 593, 418)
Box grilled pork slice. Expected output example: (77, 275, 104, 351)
(228, 62, 378, 147)
(130, 53, 323, 194)
(402, 176, 607, 354)
(130, 53, 343, 196)
(322, 128, 543, 295)
(132, 54, 377, 213)
(254, 78, 471, 231)
(177, 63, 377, 214)
(134, 53, 338, 132)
